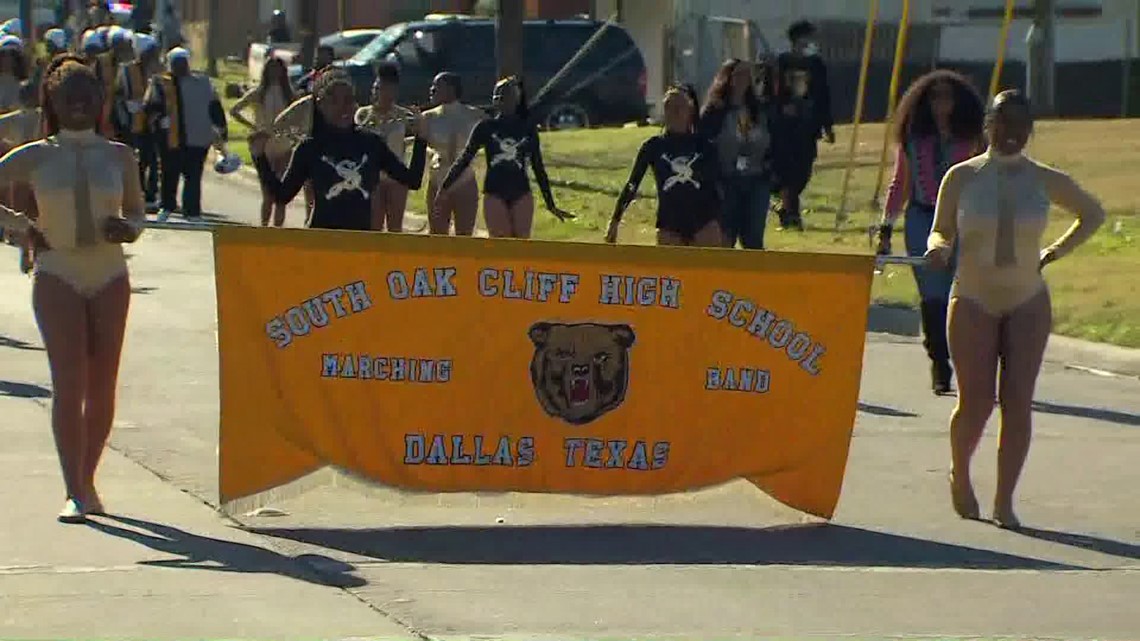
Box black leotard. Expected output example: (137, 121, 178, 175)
(256, 127, 427, 230)
(438, 114, 555, 208)
(615, 132, 721, 239)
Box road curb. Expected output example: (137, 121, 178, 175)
(869, 304, 1140, 379)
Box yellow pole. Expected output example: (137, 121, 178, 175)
(989, 0, 1016, 99)
(870, 0, 911, 209)
(836, 0, 879, 230)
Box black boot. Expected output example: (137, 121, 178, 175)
(920, 299, 953, 395)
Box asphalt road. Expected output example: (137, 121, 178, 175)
(1, 171, 1137, 640)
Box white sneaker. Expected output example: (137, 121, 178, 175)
(155, 209, 172, 223)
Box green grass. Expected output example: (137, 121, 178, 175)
(208, 63, 1140, 348)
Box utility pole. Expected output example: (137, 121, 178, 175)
(298, 0, 318, 69)
(338, 0, 349, 32)
(18, 0, 31, 42)
(206, 0, 220, 76)
(1029, 0, 1056, 115)
(496, 0, 524, 79)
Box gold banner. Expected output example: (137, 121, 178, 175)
(215, 227, 875, 519)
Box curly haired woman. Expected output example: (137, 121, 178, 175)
(876, 70, 985, 394)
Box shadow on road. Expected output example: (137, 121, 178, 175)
(0, 379, 51, 399)
(866, 305, 920, 337)
(88, 514, 366, 588)
(1031, 401, 1140, 427)
(249, 523, 1080, 570)
(857, 402, 918, 418)
(0, 334, 43, 351)
(1007, 526, 1140, 560)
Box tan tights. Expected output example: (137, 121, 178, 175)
(427, 177, 479, 236)
(371, 178, 409, 232)
(33, 273, 131, 506)
(947, 288, 1051, 524)
(483, 193, 534, 239)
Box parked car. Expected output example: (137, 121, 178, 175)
(320, 28, 386, 59)
(248, 29, 382, 87)
(338, 16, 649, 129)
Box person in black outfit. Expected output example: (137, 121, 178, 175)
(606, 84, 721, 247)
(770, 65, 819, 232)
(774, 20, 835, 230)
(248, 69, 428, 231)
(435, 76, 573, 238)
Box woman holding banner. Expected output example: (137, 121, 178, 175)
(249, 69, 428, 232)
(436, 76, 574, 238)
(605, 84, 721, 246)
(926, 89, 1105, 528)
(0, 56, 147, 523)
(876, 70, 985, 395)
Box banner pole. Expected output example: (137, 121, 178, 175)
(835, 0, 880, 231)
(869, 0, 911, 210)
(989, 0, 1016, 100)
(145, 221, 219, 232)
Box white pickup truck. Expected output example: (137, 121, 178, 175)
(246, 29, 384, 86)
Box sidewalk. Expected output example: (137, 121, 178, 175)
(0, 319, 414, 639)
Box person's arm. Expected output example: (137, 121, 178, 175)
(812, 57, 835, 138)
(0, 142, 37, 231)
(143, 76, 164, 117)
(208, 83, 227, 141)
(228, 88, 259, 130)
(255, 138, 313, 204)
(927, 164, 966, 260)
(438, 119, 487, 193)
(881, 144, 911, 225)
(112, 143, 146, 241)
(371, 131, 427, 190)
(1040, 166, 1107, 266)
(528, 125, 559, 212)
(272, 94, 311, 138)
(609, 139, 653, 229)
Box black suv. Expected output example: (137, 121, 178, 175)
(336, 15, 649, 129)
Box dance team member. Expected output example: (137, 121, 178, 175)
(273, 92, 317, 221)
(926, 90, 1105, 528)
(230, 57, 294, 227)
(145, 47, 228, 222)
(606, 84, 721, 246)
(699, 58, 773, 249)
(354, 64, 415, 232)
(421, 71, 484, 236)
(115, 33, 162, 210)
(0, 56, 146, 522)
(876, 70, 985, 394)
(0, 81, 41, 273)
(436, 76, 572, 238)
(250, 68, 428, 231)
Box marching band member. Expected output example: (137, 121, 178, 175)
(354, 63, 415, 232)
(927, 89, 1105, 528)
(606, 84, 722, 247)
(0, 34, 28, 112)
(436, 76, 573, 239)
(421, 72, 484, 236)
(0, 56, 147, 522)
(144, 47, 227, 222)
(115, 33, 162, 210)
(230, 57, 294, 227)
(876, 70, 985, 395)
(249, 68, 428, 231)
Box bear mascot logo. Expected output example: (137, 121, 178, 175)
(527, 321, 636, 425)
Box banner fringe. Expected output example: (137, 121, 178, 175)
(220, 467, 337, 517)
